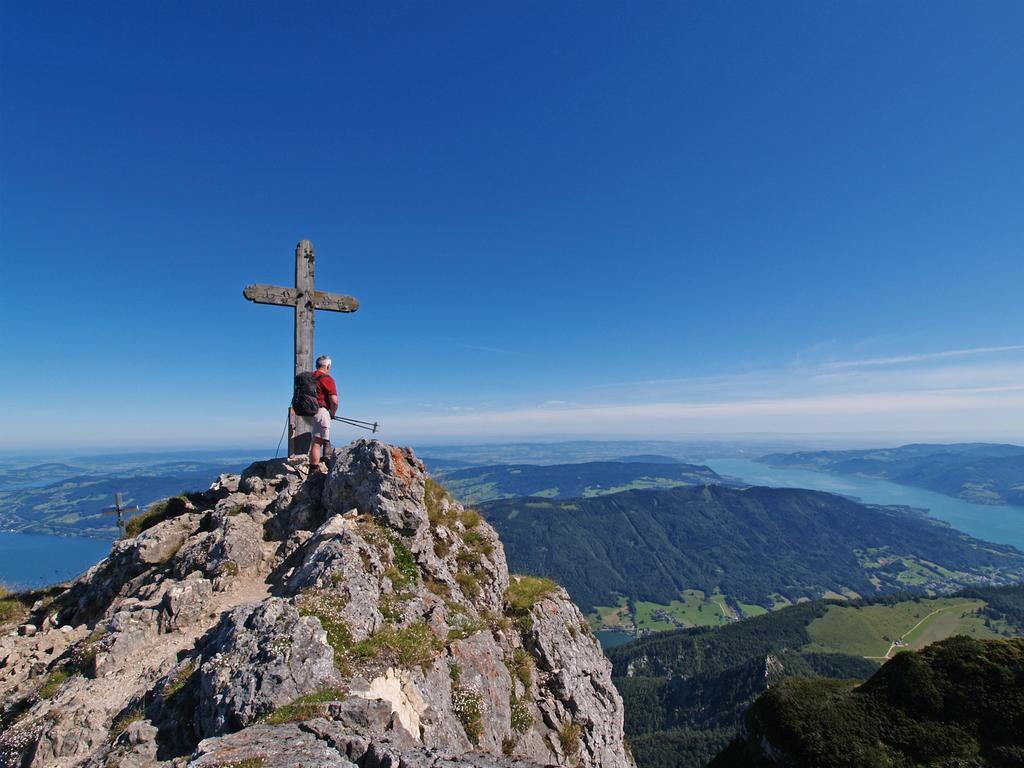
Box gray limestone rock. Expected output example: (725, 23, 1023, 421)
(210, 473, 240, 494)
(0, 440, 632, 768)
(135, 514, 201, 566)
(158, 578, 215, 633)
(189, 723, 358, 768)
(264, 466, 328, 538)
(206, 514, 265, 579)
(286, 514, 386, 641)
(188, 720, 546, 768)
(448, 633, 515, 755)
(195, 598, 341, 737)
(525, 591, 630, 768)
(323, 440, 428, 534)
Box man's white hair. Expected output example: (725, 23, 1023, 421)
(316, 355, 332, 369)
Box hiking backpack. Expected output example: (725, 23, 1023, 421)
(291, 371, 320, 416)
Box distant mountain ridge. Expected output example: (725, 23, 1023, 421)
(481, 484, 1024, 613)
(758, 442, 1024, 507)
(435, 460, 724, 503)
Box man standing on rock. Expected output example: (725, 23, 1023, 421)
(309, 355, 339, 470)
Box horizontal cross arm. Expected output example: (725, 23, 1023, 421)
(313, 290, 360, 313)
(103, 506, 139, 514)
(244, 284, 299, 307)
(243, 285, 358, 312)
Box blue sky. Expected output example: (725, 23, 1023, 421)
(1, 1, 1022, 449)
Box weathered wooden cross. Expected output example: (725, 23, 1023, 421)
(244, 240, 360, 454)
(103, 492, 139, 540)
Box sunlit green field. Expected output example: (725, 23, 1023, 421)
(804, 597, 1004, 658)
(580, 477, 693, 497)
(591, 589, 745, 633)
(590, 589, 1020, 659)
(737, 601, 768, 618)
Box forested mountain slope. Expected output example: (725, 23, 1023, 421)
(711, 636, 1024, 767)
(481, 485, 1024, 612)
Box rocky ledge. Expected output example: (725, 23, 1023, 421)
(0, 440, 631, 768)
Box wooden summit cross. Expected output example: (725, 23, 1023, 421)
(244, 240, 359, 454)
(103, 492, 139, 540)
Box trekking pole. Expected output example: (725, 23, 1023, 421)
(332, 415, 380, 433)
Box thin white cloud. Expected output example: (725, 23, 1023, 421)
(823, 344, 1024, 370)
(386, 386, 1024, 440)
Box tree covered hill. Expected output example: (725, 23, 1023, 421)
(481, 484, 1024, 613)
(759, 442, 1024, 507)
(435, 460, 724, 504)
(712, 635, 1024, 768)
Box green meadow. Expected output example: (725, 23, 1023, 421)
(804, 597, 1002, 658)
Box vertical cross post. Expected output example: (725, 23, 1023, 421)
(291, 240, 315, 456)
(103, 492, 139, 540)
(243, 239, 360, 457)
(294, 240, 315, 378)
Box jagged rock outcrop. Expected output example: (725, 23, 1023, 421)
(0, 440, 632, 768)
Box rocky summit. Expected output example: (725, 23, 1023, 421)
(0, 440, 631, 768)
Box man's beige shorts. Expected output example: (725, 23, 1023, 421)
(312, 408, 331, 442)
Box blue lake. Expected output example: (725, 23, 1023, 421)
(704, 458, 1024, 552)
(0, 531, 112, 590)
(596, 630, 635, 650)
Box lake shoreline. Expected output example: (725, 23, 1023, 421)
(704, 458, 1024, 553)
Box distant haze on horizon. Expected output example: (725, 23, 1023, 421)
(1, 2, 1021, 450)
(3, 433, 1024, 462)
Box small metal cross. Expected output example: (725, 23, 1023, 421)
(102, 492, 140, 540)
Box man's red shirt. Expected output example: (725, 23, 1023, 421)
(314, 371, 338, 412)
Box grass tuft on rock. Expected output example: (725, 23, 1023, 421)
(0, 585, 26, 625)
(352, 621, 441, 670)
(425, 478, 457, 527)
(125, 495, 192, 537)
(558, 721, 582, 756)
(162, 661, 196, 701)
(38, 666, 73, 699)
(385, 533, 419, 590)
(298, 592, 354, 674)
(263, 689, 346, 724)
(451, 685, 484, 745)
(109, 707, 145, 738)
(456, 571, 482, 600)
(505, 575, 558, 614)
(212, 760, 266, 768)
(510, 695, 532, 733)
(447, 611, 486, 642)
(508, 648, 534, 689)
